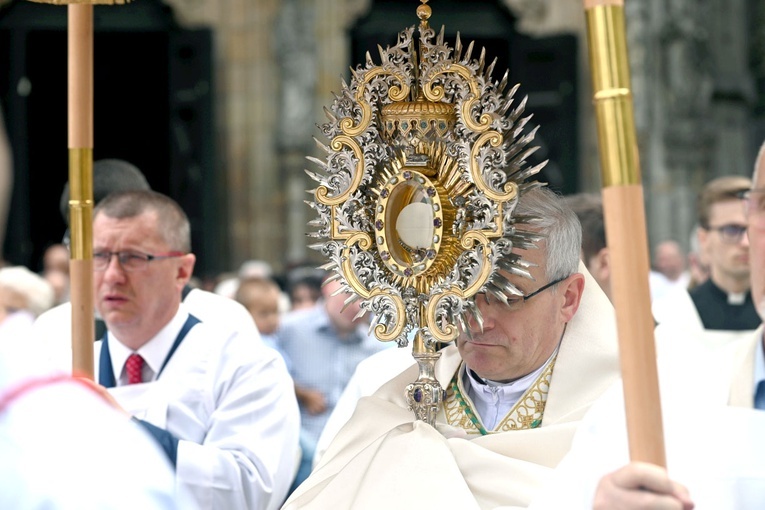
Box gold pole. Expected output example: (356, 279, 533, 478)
(583, 0, 666, 466)
(68, 3, 95, 378)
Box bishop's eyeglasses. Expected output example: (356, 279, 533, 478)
(93, 250, 184, 272)
(477, 276, 567, 311)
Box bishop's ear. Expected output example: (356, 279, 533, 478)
(559, 273, 585, 322)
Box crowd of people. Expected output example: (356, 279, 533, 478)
(0, 149, 763, 510)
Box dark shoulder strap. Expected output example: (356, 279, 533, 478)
(181, 285, 193, 301)
(95, 318, 107, 342)
(156, 314, 201, 378)
(98, 335, 116, 388)
(98, 314, 201, 387)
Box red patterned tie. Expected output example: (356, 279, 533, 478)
(125, 353, 145, 384)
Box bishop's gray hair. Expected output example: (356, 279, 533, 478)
(514, 187, 582, 282)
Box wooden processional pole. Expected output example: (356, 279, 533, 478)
(583, 0, 666, 466)
(27, 0, 127, 378)
(67, 3, 95, 378)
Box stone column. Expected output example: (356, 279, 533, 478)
(707, 0, 755, 178)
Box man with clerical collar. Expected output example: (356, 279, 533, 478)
(532, 147, 765, 510)
(653, 176, 761, 343)
(692, 176, 760, 329)
(448, 220, 579, 436)
(91, 190, 300, 510)
(282, 187, 622, 509)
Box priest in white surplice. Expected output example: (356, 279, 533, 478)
(531, 141, 765, 510)
(282, 187, 621, 510)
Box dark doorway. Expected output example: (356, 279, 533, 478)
(350, 0, 578, 194)
(0, 0, 222, 276)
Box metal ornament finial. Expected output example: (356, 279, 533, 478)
(308, 1, 546, 426)
(416, 0, 432, 23)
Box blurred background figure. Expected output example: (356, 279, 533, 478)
(649, 240, 691, 301)
(0, 104, 10, 265)
(285, 265, 323, 311)
(276, 273, 389, 493)
(686, 224, 710, 290)
(238, 259, 291, 314)
(238, 259, 274, 280)
(41, 243, 70, 305)
(59, 158, 150, 246)
(235, 277, 283, 348)
(564, 192, 611, 301)
(0, 265, 54, 339)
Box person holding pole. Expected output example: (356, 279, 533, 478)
(528, 144, 765, 510)
(87, 189, 300, 510)
(282, 187, 622, 509)
(526, 1, 765, 507)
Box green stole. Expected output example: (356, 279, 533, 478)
(444, 355, 558, 436)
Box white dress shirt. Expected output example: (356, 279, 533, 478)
(99, 305, 300, 510)
(29, 287, 262, 371)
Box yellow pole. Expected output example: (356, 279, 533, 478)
(68, 3, 95, 378)
(583, 0, 666, 466)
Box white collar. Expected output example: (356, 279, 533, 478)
(465, 359, 547, 398)
(108, 306, 189, 385)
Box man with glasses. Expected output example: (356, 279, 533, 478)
(653, 176, 760, 342)
(532, 159, 765, 510)
(283, 187, 621, 509)
(88, 190, 300, 510)
(33, 159, 261, 367)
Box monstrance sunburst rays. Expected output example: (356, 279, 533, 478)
(305, 0, 548, 424)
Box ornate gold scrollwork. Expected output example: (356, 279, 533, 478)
(339, 68, 410, 137)
(423, 64, 492, 133)
(370, 291, 406, 341)
(425, 287, 461, 342)
(470, 131, 519, 203)
(308, 3, 544, 425)
(460, 232, 494, 297)
(340, 242, 406, 342)
(316, 135, 365, 206)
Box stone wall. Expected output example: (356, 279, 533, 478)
(163, 0, 756, 272)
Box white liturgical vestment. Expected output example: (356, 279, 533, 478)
(283, 264, 621, 509)
(529, 327, 765, 510)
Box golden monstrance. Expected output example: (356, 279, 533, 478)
(308, 0, 548, 425)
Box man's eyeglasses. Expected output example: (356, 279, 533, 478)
(706, 224, 748, 244)
(738, 188, 765, 230)
(478, 276, 567, 311)
(93, 250, 185, 272)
